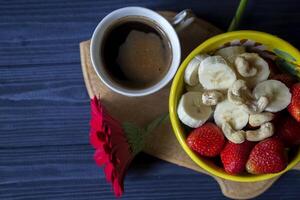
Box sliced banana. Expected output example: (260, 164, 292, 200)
(215, 46, 246, 64)
(177, 91, 212, 128)
(214, 100, 249, 130)
(185, 83, 204, 92)
(236, 53, 270, 88)
(198, 56, 237, 90)
(184, 54, 209, 86)
(252, 79, 291, 112)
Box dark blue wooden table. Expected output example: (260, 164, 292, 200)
(1, 0, 300, 199)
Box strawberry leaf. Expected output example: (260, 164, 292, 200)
(274, 48, 297, 62)
(276, 58, 300, 80)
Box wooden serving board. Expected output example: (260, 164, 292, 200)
(80, 11, 300, 199)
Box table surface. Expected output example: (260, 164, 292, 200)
(1, 0, 300, 199)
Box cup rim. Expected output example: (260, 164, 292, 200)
(169, 30, 300, 182)
(90, 6, 181, 97)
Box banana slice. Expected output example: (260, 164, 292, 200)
(177, 91, 212, 128)
(185, 83, 204, 92)
(198, 56, 237, 90)
(214, 100, 249, 130)
(215, 46, 246, 64)
(236, 53, 270, 88)
(184, 54, 209, 86)
(252, 79, 291, 112)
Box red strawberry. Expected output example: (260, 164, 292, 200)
(186, 122, 225, 157)
(271, 112, 283, 125)
(288, 83, 300, 122)
(271, 110, 288, 129)
(273, 74, 296, 88)
(246, 138, 287, 174)
(277, 115, 300, 147)
(221, 141, 255, 174)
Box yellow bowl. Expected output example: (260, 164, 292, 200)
(169, 30, 300, 182)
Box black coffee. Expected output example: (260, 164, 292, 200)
(101, 17, 172, 89)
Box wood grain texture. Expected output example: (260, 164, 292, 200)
(1, 0, 300, 199)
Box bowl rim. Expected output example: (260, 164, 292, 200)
(169, 30, 300, 182)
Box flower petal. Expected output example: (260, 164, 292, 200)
(113, 178, 123, 198)
(90, 129, 102, 149)
(89, 96, 136, 198)
(104, 162, 115, 182)
(94, 147, 108, 166)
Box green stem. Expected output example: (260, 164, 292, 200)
(227, 0, 248, 32)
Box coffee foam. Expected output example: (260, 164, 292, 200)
(117, 30, 169, 84)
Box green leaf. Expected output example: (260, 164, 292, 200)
(227, 0, 248, 32)
(274, 48, 297, 62)
(276, 58, 300, 80)
(122, 122, 145, 155)
(122, 113, 169, 155)
(145, 113, 169, 134)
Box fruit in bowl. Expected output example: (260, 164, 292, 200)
(169, 30, 300, 182)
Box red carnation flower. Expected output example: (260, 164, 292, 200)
(89, 96, 167, 197)
(90, 97, 133, 197)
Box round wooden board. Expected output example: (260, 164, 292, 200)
(80, 11, 300, 199)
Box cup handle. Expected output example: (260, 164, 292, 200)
(170, 9, 195, 33)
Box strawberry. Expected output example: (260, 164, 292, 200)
(221, 141, 255, 174)
(288, 83, 300, 122)
(246, 138, 287, 174)
(186, 122, 225, 157)
(271, 112, 283, 125)
(271, 110, 288, 129)
(276, 115, 300, 147)
(273, 73, 296, 88)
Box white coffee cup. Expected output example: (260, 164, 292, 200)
(90, 7, 194, 97)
